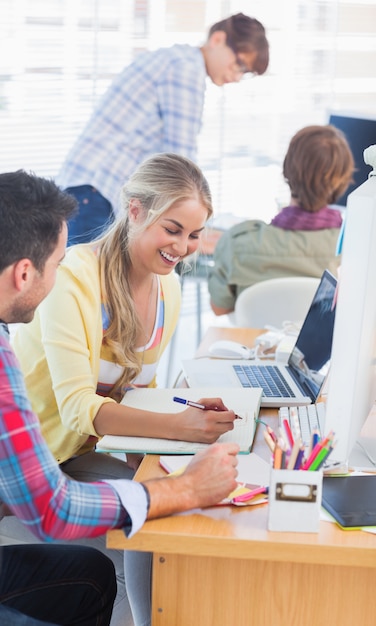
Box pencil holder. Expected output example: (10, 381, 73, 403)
(268, 468, 323, 532)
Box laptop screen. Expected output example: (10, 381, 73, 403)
(288, 270, 337, 399)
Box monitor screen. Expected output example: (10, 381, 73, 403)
(328, 113, 376, 207)
(288, 270, 337, 401)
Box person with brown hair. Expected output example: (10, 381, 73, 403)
(208, 124, 355, 316)
(57, 12, 269, 244)
(10, 153, 239, 626)
(0, 169, 238, 626)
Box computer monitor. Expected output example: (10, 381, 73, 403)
(328, 113, 376, 207)
(324, 149, 376, 466)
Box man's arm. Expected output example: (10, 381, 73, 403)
(1, 334, 239, 542)
(157, 58, 206, 157)
(0, 334, 128, 539)
(144, 443, 239, 519)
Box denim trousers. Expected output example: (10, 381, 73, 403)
(0, 543, 116, 625)
(65, 185, 115, 245)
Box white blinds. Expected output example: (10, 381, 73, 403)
(1, 0, 375, 220)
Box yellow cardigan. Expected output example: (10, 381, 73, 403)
(13, 246, 181, 463)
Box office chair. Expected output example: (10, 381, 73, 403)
(234, 276, 320, 329)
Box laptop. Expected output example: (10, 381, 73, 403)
(182, 270, 337, 408)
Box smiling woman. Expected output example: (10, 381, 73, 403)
(12, 153, 222, 465)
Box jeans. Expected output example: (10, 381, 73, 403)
(123, 550, 152, 626)
(0, 544, 116, 625)
(65, 185, 115, 245)
(0, 603, 57, 625)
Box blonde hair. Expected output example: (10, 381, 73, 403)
(97, 153, 213, 396)
(283, 125, 354, 213)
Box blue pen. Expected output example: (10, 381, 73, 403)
(173, 396, 242, 419)
(173, 396, 206, 409)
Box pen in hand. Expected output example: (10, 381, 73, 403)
(173, 396, 242, 419)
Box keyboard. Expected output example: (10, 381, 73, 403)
(233, 364, 295, 398)
(279, 403, 326, 448)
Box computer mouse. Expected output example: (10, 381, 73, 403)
(208, 340, 253, 359)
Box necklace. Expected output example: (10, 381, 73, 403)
(136, 274, 157, 369)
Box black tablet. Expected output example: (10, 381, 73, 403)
(322, 475, 376, 529)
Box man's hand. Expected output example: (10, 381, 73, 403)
(144, 443, 239, 519)
(181, 442, 239, 507)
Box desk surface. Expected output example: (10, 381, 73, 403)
(108, 327, 376, 569)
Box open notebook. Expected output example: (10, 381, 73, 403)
(96, 387, 262, 454)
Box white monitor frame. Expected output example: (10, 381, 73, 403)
(324, 167, 376, 466)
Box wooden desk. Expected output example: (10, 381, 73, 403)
(107, 327, 376, 626)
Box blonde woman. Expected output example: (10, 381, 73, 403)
(11, 153, 237, 626)
(13, 153, 236, 470)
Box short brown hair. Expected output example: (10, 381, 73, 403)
(283, 125, 355, 213)
(0, 170, 76, 273)
(208, 13, 269, 75)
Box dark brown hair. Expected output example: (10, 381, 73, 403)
(283, 125, 355, 213)
(0, 170, 76, 272)
(208, 13, 269, 75)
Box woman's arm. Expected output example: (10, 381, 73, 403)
(36, 250, 115, 437)
(94, 396, 237, 443)
(34, 251, 235, 444)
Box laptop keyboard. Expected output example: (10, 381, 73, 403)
(232, 364, 295, 398)
(279, 403, 326, 448)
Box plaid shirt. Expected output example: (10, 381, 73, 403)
(0, 323, 147, 540)
(57, 44, 207, 214)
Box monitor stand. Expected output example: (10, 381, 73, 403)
(348, 402, 376, 471)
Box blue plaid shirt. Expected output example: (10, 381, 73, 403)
(0, 323, 148, 540)
(57, 44, 207, 214)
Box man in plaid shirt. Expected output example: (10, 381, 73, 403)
(0, 170, 239, 625)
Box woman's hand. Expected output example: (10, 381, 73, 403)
(172, 396, 237, 443)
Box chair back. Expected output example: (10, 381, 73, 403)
(234, 276, 321, 328)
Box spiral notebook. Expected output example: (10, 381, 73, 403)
(96, 387, 262, 455)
